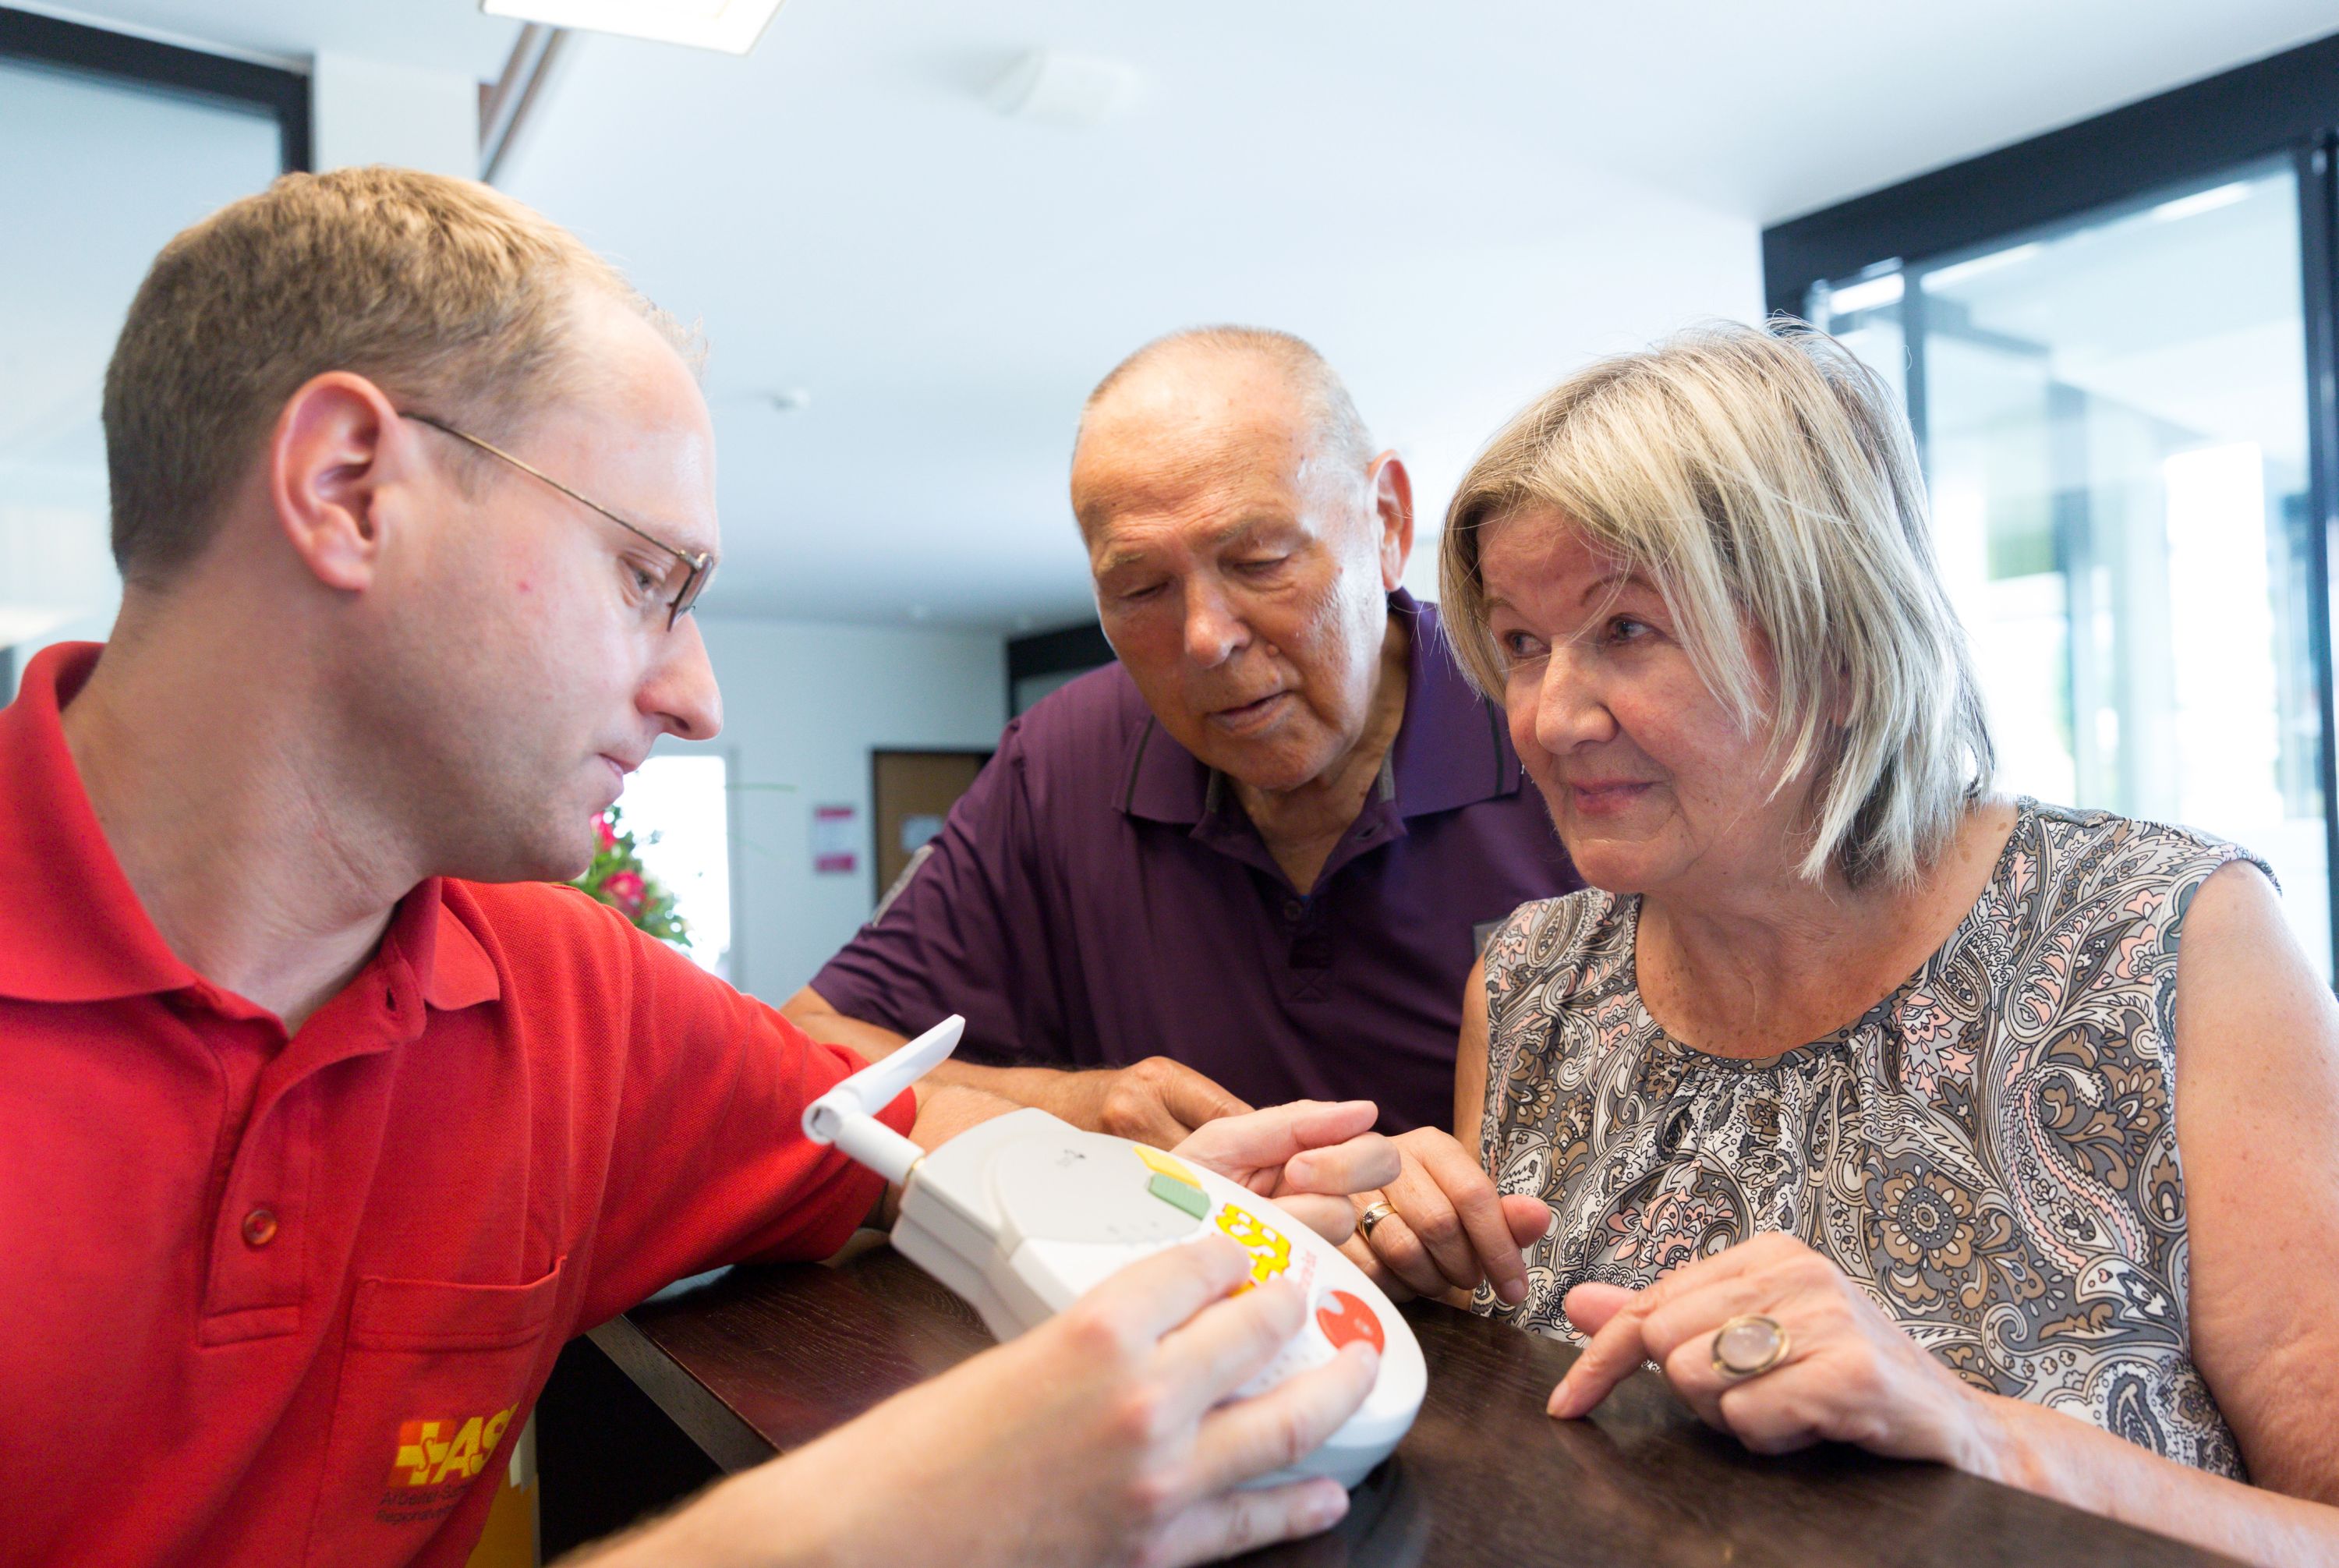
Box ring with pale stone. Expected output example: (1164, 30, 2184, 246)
(1710, 1313, 1791, 1379)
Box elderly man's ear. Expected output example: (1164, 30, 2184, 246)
(1369, 451, 1415, 591)
(267, 371, 412, 594)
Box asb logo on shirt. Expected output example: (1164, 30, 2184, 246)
(391, 1407, 516, 1489)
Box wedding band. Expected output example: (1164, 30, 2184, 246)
(1710, 1314, 1789, 1379)
(1357, 1202, 1396, 1240)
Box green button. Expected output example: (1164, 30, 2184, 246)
(1147, 1173, 1209, 1219)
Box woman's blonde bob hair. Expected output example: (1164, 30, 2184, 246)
(1439, 321, 1993, 887)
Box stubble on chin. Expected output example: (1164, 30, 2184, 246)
(428, 770, 599, 887)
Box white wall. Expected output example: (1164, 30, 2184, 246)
(656, 615, 1008, 1003)
(311, 51, 479, 178)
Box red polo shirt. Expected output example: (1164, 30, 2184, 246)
(0, 642, 914, 1568)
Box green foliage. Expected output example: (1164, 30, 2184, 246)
(576, 805, 691, 949)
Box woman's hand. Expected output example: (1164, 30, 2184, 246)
(1548, 1233, 2005, 1474)
(1173, 1099, 1400, 1244)
(1339, 1127, 1552, 1305)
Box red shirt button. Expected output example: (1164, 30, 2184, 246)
(242, 1208, 278, 1248)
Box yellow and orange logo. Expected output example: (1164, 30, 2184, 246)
(1214, 1203, 1293, 1287)
(391, 1406, 516, 1488)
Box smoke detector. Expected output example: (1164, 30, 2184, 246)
(987, 51, 1138, 128)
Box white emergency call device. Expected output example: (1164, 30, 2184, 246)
(802, 1015, 1425, 1488)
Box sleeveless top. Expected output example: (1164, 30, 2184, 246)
(1474, 799, 2262, 1478)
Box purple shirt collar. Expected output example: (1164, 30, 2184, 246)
(1117, 590, 1520, 827)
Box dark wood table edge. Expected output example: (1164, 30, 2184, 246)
(597, 1258, 2244, 1568)
(587, 1315, 775, 1474)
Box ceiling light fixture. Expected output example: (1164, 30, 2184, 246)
(479, 0, 787, 55)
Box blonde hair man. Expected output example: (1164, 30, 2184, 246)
(0, 168, 1394, 1568)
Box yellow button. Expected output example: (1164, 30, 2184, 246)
(1134, 1145, 1198, 1185)
(242, 1208, 278, 1248)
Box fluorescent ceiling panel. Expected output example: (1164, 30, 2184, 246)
(479, 0, 787, 55)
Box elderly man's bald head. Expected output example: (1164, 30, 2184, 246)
(1071, 327, 1375, 531)
(1068, 326, 1414, 799)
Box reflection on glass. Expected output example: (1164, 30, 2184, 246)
(0, 58, 281, 695)
(1810, 161, 2329, 976)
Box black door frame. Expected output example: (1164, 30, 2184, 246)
(0, 5, 310, 172)
(1764, 30, 2339, 981)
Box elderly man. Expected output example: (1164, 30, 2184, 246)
(0, 171, 1395, 1568)
(786, 328, 1580, 1142)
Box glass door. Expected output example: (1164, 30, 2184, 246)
(0, 34, 292, 696)
(1810, 159, 2330, 976)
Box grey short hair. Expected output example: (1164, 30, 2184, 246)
(1076, 325, 1375, 492)
(1439, 321, 1994, 888)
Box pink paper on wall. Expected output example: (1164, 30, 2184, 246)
(812, 804, 859, 875)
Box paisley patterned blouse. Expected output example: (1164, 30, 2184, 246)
(1474, 799, 2263, 1477)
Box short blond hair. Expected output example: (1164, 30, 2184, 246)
(102, 165, 698, 585)
(1439, 321, 1993, 887)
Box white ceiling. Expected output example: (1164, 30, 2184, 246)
(18, 0, 2339, 631)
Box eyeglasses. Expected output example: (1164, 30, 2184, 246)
(401, 411, 715, 629)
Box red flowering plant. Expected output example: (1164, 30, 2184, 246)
(576, 806, 691, 948)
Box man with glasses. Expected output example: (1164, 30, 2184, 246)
(0, 167, 1392, 1568)
(401, 412, 716, 628)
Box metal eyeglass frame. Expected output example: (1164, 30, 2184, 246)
(401, 410, 714, 629)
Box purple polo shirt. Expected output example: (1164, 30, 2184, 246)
(809, 593, 1579, 1133)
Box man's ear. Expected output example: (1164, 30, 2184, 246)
(267, 372, 410, 593)
(1370, 451, 1415, 592)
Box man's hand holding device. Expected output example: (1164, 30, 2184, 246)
(808, 1017, 1427, 1489)
(582, 1016, 1423, 1568)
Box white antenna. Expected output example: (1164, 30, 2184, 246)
(802, 1014, 966, 1185)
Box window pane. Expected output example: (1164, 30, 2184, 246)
(1813, 162, 2328, 977)
(0, 57, 282, 691)
(621, 754, 734, 979)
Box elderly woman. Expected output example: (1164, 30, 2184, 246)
(1346, 324, 2339, 1561)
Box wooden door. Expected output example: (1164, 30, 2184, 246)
(870, 749, 991, 906)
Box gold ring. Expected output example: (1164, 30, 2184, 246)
(1710, 1314, 1789, 1379)
(1357, 1202, 1396, 1240)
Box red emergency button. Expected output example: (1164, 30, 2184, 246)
(242, 1208, 279, 1248)
(1315, 1289, 1385, 1354)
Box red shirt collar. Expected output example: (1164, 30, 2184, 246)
(0, 642, 499, 1013)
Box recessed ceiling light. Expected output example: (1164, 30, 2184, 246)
(479, 0, 788, 55)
